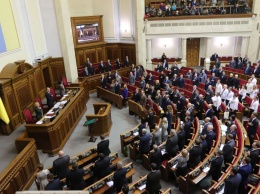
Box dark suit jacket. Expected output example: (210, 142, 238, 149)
(178, 130, 186, 151)
(45, 179, 62, 190)
(116, 61, 121, 69)
(202, 122, 211, 136)
(94, 156, 111, 179)
(200, 140, 208, 160)
(224, 174, 241, 194)
(189, 145, 202, 168)
(210, 76, 217, 86)
(66, 169, 85, 190)
(249, 149, 259, 172)
(233, 78, 239, 89)
(88, 66, 95, 75)
(220, 75, 227, 84)
(100, 78, 107, 88)
(150, 149, 162, 168)
(178, 78, 185, 88)
(124, 59, 130, 67)
(148, 112, 154, 128)
(46, 92, 54, 109)
(244, 67, 252, 75)
(247, 118, 259, 136)
(205, 109, 214, 121)
(139, 134, 151, 154)
(184, 120, 192, 140)
(106, 63, 112, 72)
(209, 156, 224, 181)
(52, 155, 70, 179)
(113, 168, 127, 192)
(114, 84, 120, 94)
(211, 54, 218, 61)
(99, 64, 105, 73)
(223, 140, 235, 163)
(227, 77, 233, 87)
(177, 97, 185, 112)
(166, 135, 179, 157)
(193, 77, 199, 86)
(206, 130, 216, 152)
(97, 139, 111, 156)
(211, 68, 218, 76)
(146, 170, 162, 193)
(238, 164, 252, 187)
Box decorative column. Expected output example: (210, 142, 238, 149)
(146, 39, 153, 70)
(54, 0, 78, 82)
(181, 38, 187, 67)
(241, 36, 250, 57)
(134, 0, 146, 67)
(205, 37, 212, 70)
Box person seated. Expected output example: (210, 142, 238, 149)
(165, 3, 172, 16)
(159, 2, 166, 11)
(94, 153, 111, 179)
(242, 3, 251, 13)
(233, 3, 241, 14)
(171, 3, 177, 11)
(34, 102, 43, 121)
(157, 8, 163, 17)
(149, 6, 156, 17)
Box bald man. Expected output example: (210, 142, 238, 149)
(52, 150, 70, 179)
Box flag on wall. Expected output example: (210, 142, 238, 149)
(0, 24, 7, 53)
(0, 97, 9, 124)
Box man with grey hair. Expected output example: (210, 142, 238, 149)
(113, 161, 127, 193)
(139, 128, 151, 155)
(206, 125, 216, 152)
(166, 129, 179, 158)
(226, 124, 237, 141)
(150, 144, 162, 168)
(52, 150, 70, 179)
(152, 125, 162, 145)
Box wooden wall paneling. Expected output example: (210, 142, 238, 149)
(28, 75, 37, 100)
(120, 43, 136, 64)
(34, 68, 46, 99)
(96, 48, 103, 62)
(76, 50, 86, 67)
(49, 58, 66, 84)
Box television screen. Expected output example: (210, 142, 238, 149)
(76, 23, 99, 43)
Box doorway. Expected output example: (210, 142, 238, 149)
(186, 38, 200, 67)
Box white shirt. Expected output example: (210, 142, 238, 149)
(251, 78, 257, 86)
(221, 89, 228, 100)
(246, 83, 253, 93)
(229, 97, 238, 110)
(239, 88, 247, 100)
(216, 83, 223, 95)
(250, 89, 258, 99)
(250, 100, 259, 112)
(212, 96, 221, 110)
(226, 91, 234, 101)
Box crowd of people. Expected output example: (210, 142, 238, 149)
(144, 0, 251, 18)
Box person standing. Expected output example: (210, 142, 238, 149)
(66, 163, 85, 190)
(208, 150, 224, 181)
(45, 87, 54, 110)
(36, 163, 50, 190)
(34, 102, 43, 121)
(146, 163, 161, 194)
(224, 167, 241, 194)
(58, 81, 65, 97)
(139, 129, 151, 155)
(113, 161, 127, 193)
(166, 129, 179, 158)
(94, 153, 112, 179)
(238, 157, 252, 194)
(52, 150, 70, 179)
(45, 173, 62, 190)
(97, 134, 111, 156)
(247, 112, 259, 147)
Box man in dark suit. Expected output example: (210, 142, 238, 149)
(226, 124, 237, 141)
(124, 56, 130, 67)
(162, 59, 168, 70)
(133, 88, 141, 103)
(52, 150, 70, 179)
(224, 167, 241, 194)
(94, 153, 111, 179)
(200, 135, 208, 160)
(187, 103, 194, 122)
(210, 73, 217, 87)
(253, 63, 260, 78)
(106, 59, 112, 72)
(205, 78, 212, 91)
(220, 72, 227, 84)
(113, 161, 127, 193)
(66, 163, 85, 190)
(150, 144, 162, 168)
(215, 58, 221, 68)
(233, 3, 241, 14)
(188, 139, 202, 169)
(88, 63, 95, 75)
(85, 58, 91, 67)
(247, 112, 259, 147)
(178, 74, 185, 88)
(100, 74, 107, 88)
(114, 80, 120, 94)
(45, 173, 62, 190)
(184, 116, 192, 143)
(178, 126, 186, 151)
(193, 73, 199, 86)
(177, 92, 185, 120)
(195, 94, 204, 120)
(146, 163, 161, 194)
(211, 53, 218, 61)
(246, 141, 260, 173)
(116, 58, 121, 69)
(229, 57, 236, 68)
(206, 125, 216, 152)
(201, 117, 212, 136)
(99, 60, 105, 73)
(208, 150, 224, 181)
(97, 134, 111, 156)
(139, 129, 151, 155)
(233, 74, 240, 89)
(166, 129, 179, 158)
(222, 134, 235, 164)
(227, 73, 234, 87)
(106, 71, 113, 84)
(82, 67, 89, 77)
(204, 104, 214, 121)
(238, 157, 252, 194)
(244, 64, 252, 75)
(211, 65, 218, 76)
(45, 87, 54, 110)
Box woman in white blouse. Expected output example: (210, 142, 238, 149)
(249, 96, 259, 115)
(215, 80, 222, 95)
(228, 93, 239, 115)
(246, 79, 253, 95)
(238, 85, 247, 102)
(250, 85, 259, 99)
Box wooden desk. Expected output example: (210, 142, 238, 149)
(96, 86, 123, 109)
(128, 100, 148, 118)
(120, 124, 140, 154)
(86, 103, 112, 136)
(25, 87, 86, 155)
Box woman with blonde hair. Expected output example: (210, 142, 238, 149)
(155, 90, 162, 106)
(166, 105, 173, 133)
(161, 117, 168, 142)
(34, 102, 43, 121)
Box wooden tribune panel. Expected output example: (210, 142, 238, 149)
(186, 38, 200, 67)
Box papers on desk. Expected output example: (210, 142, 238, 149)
(36, 121, 43, 124)
(216, 187, 224, 194)
(106, 181, 113, 187)
(203, 167, 210, 173)
(138, 184, 146, 191)
(133, 132, 139, 137)
(161, 149, 166, 155)
(45, 116, 52, 119)
(61, 101, 67, 104)
(64, 94, 69, 97)
(172, 162, 178, 169)
(219, 144, 224, 151)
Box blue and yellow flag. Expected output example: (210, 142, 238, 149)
(0, 97, 10, 124)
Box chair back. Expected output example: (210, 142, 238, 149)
(61, 76, 69, 87)
(23, 109, 35, 124)
(49, 88, 57, 100)
(35, 97, 43, 109)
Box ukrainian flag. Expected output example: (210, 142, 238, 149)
(0, 98, 10, 124)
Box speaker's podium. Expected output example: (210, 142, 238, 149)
(85, 103, 112, 137)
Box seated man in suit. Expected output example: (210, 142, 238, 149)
(139, 129, 151, 155)
(166, 129, 179, 158)
(146, 163, 162, 194)
(224, 167, 241, 194)
(52, 150, 70, 179)
(45, 173, 62, 190)
(150, 144, 162, 168)
(188, 139, 202, 169)
(222, 134, 235, 164)
(113, 161, 127, 193)
(94, 153, 111, 179)
(97, 134, 111, 156)
(245, 141, 260, 173)
(45, 87, 54, 110)
(238, 157, 252, 194)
